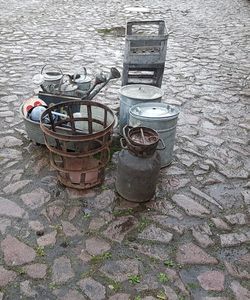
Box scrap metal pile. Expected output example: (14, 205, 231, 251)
(21, 20, 180, 202)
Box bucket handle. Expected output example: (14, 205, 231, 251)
(120, 138, 128, 150)
(122, 125, 133, 139)
(73, 67, 87, 81)
(156, 138, 166, 150)
(41, 64, 63, 76)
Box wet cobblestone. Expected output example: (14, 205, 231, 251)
(0, 0, 249, 299)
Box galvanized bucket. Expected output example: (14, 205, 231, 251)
(129, 102, 179, 167)
(119, 84, 163, 135)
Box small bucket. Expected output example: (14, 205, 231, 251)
(129, 102, 179, 167)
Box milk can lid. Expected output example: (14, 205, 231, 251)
(120, 84, 163, 100)
(130, 103, 179, 118)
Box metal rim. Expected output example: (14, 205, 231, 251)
(120, 84, 164, 100)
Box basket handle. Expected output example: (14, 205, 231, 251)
(126, 20, 165, 35)
(120, 138, 128, 150)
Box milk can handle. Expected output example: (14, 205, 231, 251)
(156, 138, 166, 150)
(122, 125, 132, 139)
(41, 64, 63, 75)
(73, 67, 87, 81)
(120, 138, 128, 149)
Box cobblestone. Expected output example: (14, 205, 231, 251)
(0, 0, 249, 298)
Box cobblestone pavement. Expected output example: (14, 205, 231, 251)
(0, 0, 250, 299)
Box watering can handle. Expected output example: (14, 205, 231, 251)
(41, 64, 63, 75)
(73, 67, 87, 81)
(120, 138, 128, 150)
(156, 138, 166, 150)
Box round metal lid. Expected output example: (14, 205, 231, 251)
(120, 84, 163, 100)
(43, 72, 63, 81)
(130, 103, 179, 118)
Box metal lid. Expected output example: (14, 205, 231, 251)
(43, 72, 63, 81)
(130, 103, 179, 118)
(120, 84, 163, 100)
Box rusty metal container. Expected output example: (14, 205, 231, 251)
(40, 100, 116, 190)
(115, 126, 163, 202)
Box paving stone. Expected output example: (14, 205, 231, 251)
(129, 242, 169, 261)
(220, 231, 250, 247)
(37, 231, 57, 247)
(0, 292, 3, 300)
(172, 194, 210, 217)
(147, 200, 184, 220)
(150, 215, 185, 234)
(0, 136, 23, 148)
(20, 280, 37, 297)
(192, 223, 214, 248)
(88, 189, 115, 210)
(138, 224, 173, 243)
(61, 289, 86, 300)
(68, 206, 81, 221)
(47, 204, 64, 219)
(89, 216, 106, 231)
(100, 259, 139, 282)
(77, 277, 106, 300)
(201, 297, 229, 300)
(24, 263, 47, 279)
(103, 216, 137, 243)
(62, 221, 81, 237)
(225, 213, 248, 225)
(224, 260, 250, 279)
(230, 280, 250, 300)
(197, 270, 225, 291)
(176, 243, 218, 265)
(190, 186, 223, 209)
(0, 197, 26, 218)
(211, 218, 231, 231)
(0, 266, 17, 287)
(142, 297, 157, 300)
(165, 268, 189, 296)
(238, 253, 250, 264)
(163, 285, 179, 300)
(241, 190, 250, 205)
(1, 235, 36, 266)
(85, 237, 111, 256)
(109, 294, 130, 300)
(52, 256, 74, 284)
(66, 188, 96, 200)
(29, 220, 44, 234)
(20, 187, 51, 209)
(0, 218, 11, 234)
(135, 274, 159, 292)
(3, 180, 31, 194)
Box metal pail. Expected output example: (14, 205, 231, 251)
(129, 102, 179, 167)
(119, 84, 163, 135)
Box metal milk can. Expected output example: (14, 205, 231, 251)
(129, 103, 179, 167)
(119, 84, 163, 135)
(115, 126, 164, 202)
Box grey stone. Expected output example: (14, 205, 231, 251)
(224, 261, 250, 279)
(1, 235, 36, 266)
(163, 285, 179, 300)
(230, 280, 250, 300)
(197, 270, 225, 291)
(20, 280, 37, 297)
(192, 223, 214, 248)
(109, 294, 130, 300)
(0, 218, 11, 234)
(172, 194, 210, 217)
(150, 215, 185, 234)
(211, 218, 231, 231)
(138, 224, 173, 243)
(85, 237, 111, 256)
(190, 186, 223, 209)
(0, 197, 25, 218)
(24, 263, 47, 279)
(101, 259, 139, 282)
(164, 268, 189, 296)
(241, 190, 250, 205)
(52, 256, 74, 283)
(37, 231, 57, 247)
(62, 221, 81, 237)
(220, 231, 250, 247)
(89, 217, 106, 231)
(176, 243, 218, 265)
(3, 180, 31, 194)
(129, 242, 169, 261)
(61, 289, 86, 300)
(29, 220, 44, 233)
(88, 189, 115, 209)
(68, 206, 81, 221)
(103, 216, 137, 243)
(78, 278, 106, 300)
(225, 213, 248, 225)
(20, 188, 51, 209)
(0, 266, 17, 287)
(0, 136, 23, 148)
